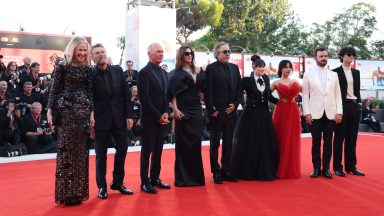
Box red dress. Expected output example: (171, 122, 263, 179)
(273, 82, 301, 178)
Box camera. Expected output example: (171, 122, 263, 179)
(40, 120, 52, 134)
(13, 97, 27, 116)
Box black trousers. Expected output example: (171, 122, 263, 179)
(95, 121, 128, 189)
(361, 120, 382, 132)
(209, 113, 236, 174)
(140, 124, 165, 184)
(310, 113, 335, 170)
(26, 134, 55, 154)
(333, 101, 361, 171)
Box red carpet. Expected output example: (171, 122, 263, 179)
(1, 134, 384, 216)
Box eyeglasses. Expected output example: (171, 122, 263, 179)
(184, 51, 194, 57)
(219, 50, 231, 55)
(346, 53, 356, 57)
(10, 64, 17, 66)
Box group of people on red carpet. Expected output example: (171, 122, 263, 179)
(47, 37, 365, 206)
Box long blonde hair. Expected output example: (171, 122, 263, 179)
(64, 37, 91, 66)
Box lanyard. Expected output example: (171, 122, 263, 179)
(32, 114, 41, 126)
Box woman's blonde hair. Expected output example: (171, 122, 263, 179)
(64, 36, 91, 65)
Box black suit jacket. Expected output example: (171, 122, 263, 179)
(243, 75, 277, 106)
(93, 65, 132, 130)
(138, 62, 169, 125)
(205, 61, 243, 114)
(332, 66, 361, 106)
(361, 106, 375, 122)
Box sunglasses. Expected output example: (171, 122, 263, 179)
(184, 51, 194, 57)
(220, 50, 231, 55)
(346, 53, 356, 57)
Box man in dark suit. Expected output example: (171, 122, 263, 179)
(332, 46, 365, 177)
(124, 60, 139, 88)
(205, 42, 243, 184)
(91, 43, 134, 199)
(138, 43, 171, 194)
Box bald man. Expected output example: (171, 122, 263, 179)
(138, 43, 171, 194)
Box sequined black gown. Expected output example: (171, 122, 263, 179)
(48, 64, 94, 205)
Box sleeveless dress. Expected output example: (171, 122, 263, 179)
(272, 82, 301, 179)
(168, 69, 205, 186)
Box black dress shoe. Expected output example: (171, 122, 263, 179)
(110, 183, 134, 195)
(213, 172, 223, 184)
(334, 170, 346, 177)
(150, 179, 171, 189)
(346, 169, 365, 176)
(141, 183, 157, 194)
(221, 172, 239, 182)
(322, 169, 333, 179)
(98, 188, 108, 199)
(310, 169, 321, 178)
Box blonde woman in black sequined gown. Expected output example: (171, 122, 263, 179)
(47, 37, 94, 206)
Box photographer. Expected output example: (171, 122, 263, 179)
(18, 56, 32, 75)
(361, 99, 383, 132)
(37, 76, 52, 114)
(0, 55, 6, 74)
(23, 102, 56, 154)
(16, 82, 39, 115)
(0, 81, 14, 110)
(123, 60, 139, 88)
(0, 101, 21, 146)
(129, 86, 142, 145)
(21, 62, 43, 94)
(2, 61, 22, 95)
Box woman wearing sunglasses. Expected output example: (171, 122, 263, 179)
(168, 45, 205, 187)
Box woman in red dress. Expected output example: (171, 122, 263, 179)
(271, 60, 301, 179)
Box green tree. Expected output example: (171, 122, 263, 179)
(209, 0, 289, 52)
(176, 0, 224, 45)
(371, 40, 384, 58)
(116, 36, 125, 66)
(305, 2, 377, 58)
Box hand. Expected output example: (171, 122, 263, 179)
(36, 130, 44, 135)
(90, 111, 95, 127)
(335, 114, 342, 124)
(136, 119, 141, 127)
(47, 108, 53, 125)
(174, 109, 184, 120)
(126, 118, 133, 131)
(0, 100, 5, 107)
(305, 114, 313, 125)
(225, 103, 235, 114)
(211, 111, 219, 117)
(158, 113, 170, 125)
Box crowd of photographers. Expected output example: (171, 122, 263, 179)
(0, 56, 57, 156)
(0, 56, 211, 156)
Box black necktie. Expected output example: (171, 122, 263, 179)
(257, 78, 264, 86)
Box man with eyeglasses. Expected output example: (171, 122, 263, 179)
(205, 42, 243, 184)
(332, 47, 365, 177)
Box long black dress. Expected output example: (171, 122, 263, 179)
(230, 76, 279, 180)
(48, 64, 94, 205)
(169, 68, 205, 186)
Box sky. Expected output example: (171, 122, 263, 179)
(0, 0, 383, 66)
